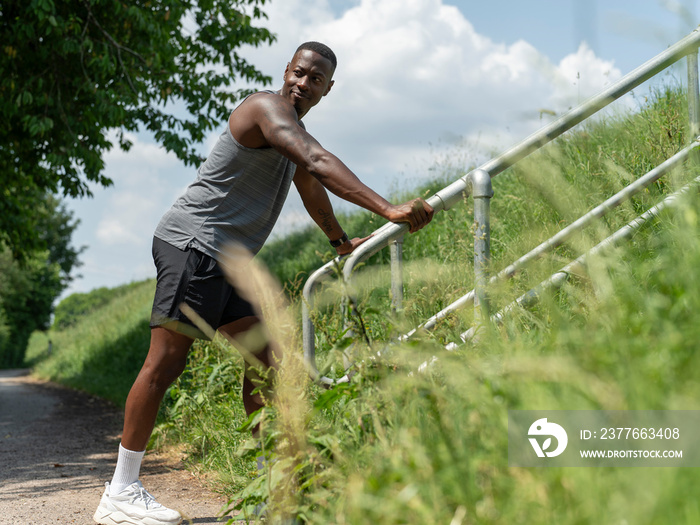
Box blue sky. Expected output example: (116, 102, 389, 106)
(63, 0, 699, 298)
(449, 0, 695, 72)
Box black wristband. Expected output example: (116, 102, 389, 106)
(329, 232, 349, 248)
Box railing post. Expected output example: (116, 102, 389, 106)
(301, 29, 700, 374)
(688, 49, 700, 139)
(301, 261, 339, 383)
(302, 298, 315, 371)
(390, 236, 404, 313)
(468, 169, 494, 327)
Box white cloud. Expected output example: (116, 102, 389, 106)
(92, 132, 192, 247)
(246, 0, 622, 199)
(103, 132, 178, 172)
(553, 42, 620, 108)
(66, 0, 626, 296)
(61, 132, 195, 297)
(96, 218, 143, 245)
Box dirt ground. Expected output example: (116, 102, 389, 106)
(0, 369, 243, 525)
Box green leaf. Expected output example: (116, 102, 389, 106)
(0, 0, 274, 258)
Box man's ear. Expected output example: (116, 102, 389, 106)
(283, 62, 290, 80)
(324, 79, 335, 96)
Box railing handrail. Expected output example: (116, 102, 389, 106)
(449, 168, 700, 349)
(405, 138, 699, 339)
(341, 26, 700, 279)
(302, 26, 700, 382)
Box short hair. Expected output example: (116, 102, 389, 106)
(295, 41, 337, 71)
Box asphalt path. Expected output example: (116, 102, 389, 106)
(0, 369, 237, 525)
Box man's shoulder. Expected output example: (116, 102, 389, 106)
(232, 91, 283, 119)
(238, 91, 302, 128)
(241, 90, 287, 111)
(229, 90, 301, 147)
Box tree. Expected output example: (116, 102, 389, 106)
(0, 194, 83, 367)
(0, 0, 275, 258)
(0, 248, 60, 367)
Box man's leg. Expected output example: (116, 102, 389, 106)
(121, 327, 194, 451)
(219, 315, 274, 501)
(95, 327, 192, 525)
(219, 316, 275, 421)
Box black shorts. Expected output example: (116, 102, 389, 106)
(150, 237, 256, 340)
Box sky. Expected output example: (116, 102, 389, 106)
(63, 0, 700, 299)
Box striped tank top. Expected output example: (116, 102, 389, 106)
(154, 91, 297, 259)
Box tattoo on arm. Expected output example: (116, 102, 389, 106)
(318, 208, 334, 233)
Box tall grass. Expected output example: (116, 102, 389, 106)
(254, 85, 700, 523)
(25, 279, 154, 404)
(26, 84, 700, 524)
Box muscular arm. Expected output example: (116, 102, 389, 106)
(294, 165, 345, 238)
(230, 92, 433, 232)
(293, 166, 371, 255)
(258, 96, 394, 214)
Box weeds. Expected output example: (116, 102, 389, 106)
(26, 84, 700, 523)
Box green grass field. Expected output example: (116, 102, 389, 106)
(25, 84, 700, 524)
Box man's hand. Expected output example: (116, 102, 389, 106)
(335, 234, 373, 256)
(387, 198, 434, 233)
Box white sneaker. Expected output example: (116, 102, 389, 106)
(93, 481, 182, 525)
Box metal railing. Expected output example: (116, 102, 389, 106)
(302, 27, 700, 384)
(405, 138, 700, 341)
(445, 139, 700, 348)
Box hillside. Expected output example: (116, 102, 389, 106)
(26, 279, 155, 404)
(25, 85, 700, 524)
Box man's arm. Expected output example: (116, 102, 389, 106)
(293, 166, 371, 256)
(233, 93, 434, 233)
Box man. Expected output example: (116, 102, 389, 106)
(93, 41, 433, 525)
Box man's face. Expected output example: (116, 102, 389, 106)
(281, 49, 335, 118)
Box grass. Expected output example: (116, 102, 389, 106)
(25, 279, 155, 404)
(25, 83, 700, 523)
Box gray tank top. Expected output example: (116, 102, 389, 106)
(154, 91, 297, 258)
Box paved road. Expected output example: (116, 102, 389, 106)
(0, 369, 236, 524)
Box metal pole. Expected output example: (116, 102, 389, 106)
(480, 27, 700, 178)
(301, 262, 338, 382)
(450, 174, 700, 349)
(468, 169, 493, 326)
(341, 28, 700, 285)
(301, 28, 700, 379)
(390, 236, 404, 313)
(688, 50, 700, 139)
(301, 299, 316, 374)
(400, 140, 698, 340)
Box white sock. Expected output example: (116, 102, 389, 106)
(109, 444, 145, 496)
